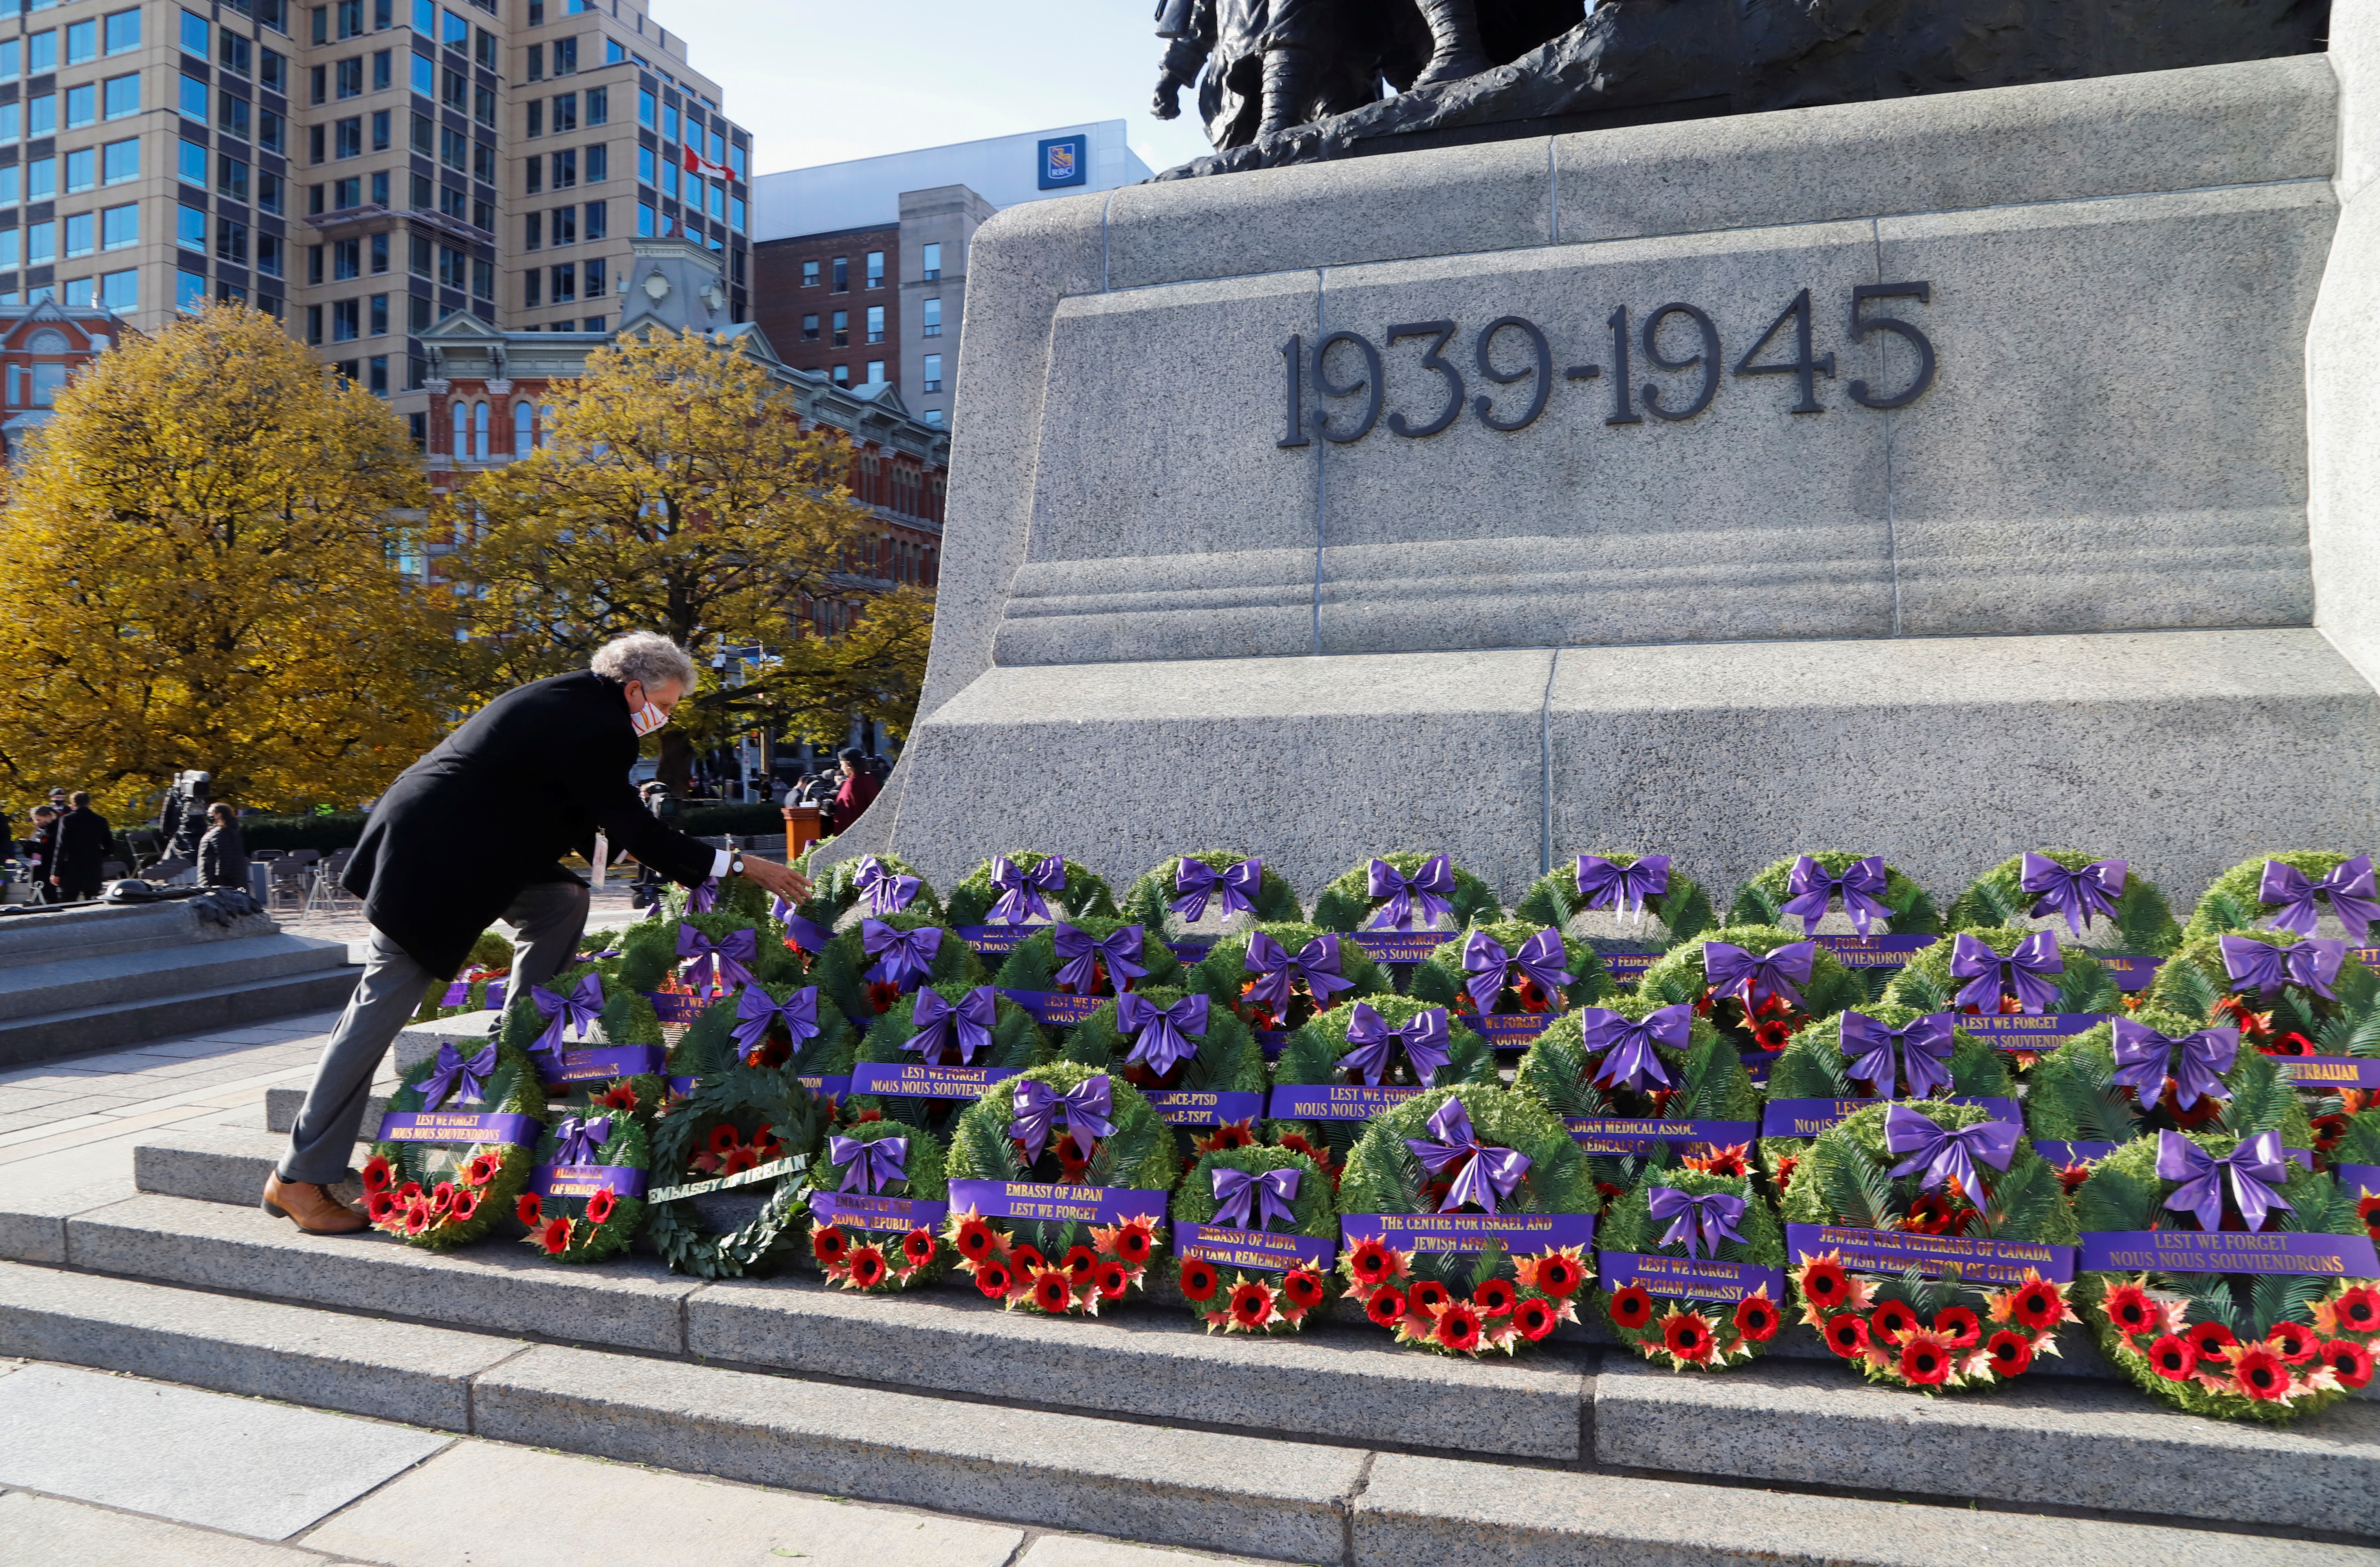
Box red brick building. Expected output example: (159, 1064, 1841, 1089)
(0, 301, 129, 462)
(753, 223, 902, 392)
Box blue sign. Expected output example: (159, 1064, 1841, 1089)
(1038, 136, 1086, 190)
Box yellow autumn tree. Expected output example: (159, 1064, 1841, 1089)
(0, 301, 454, 819)
(454, 326, 933, 788)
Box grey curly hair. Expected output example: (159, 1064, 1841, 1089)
(590, 631, 698, 693)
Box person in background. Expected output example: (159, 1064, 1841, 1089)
(830, 747, 881, 834)
(51, 791, 112, 901)
(197, 802, 250, 889)
(20, 805, 54, 902)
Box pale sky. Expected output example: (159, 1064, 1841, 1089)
(659, 0, 1218, 180)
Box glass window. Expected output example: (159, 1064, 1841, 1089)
(27, 94, 54, 136)
(257, 170, 283, 211)
(831, 256, 847, 292)
(831, 364, 848, 386)
(551, 36, 574, 73)
(256, 231, 281, 273)
(525, 98, 541, 136)
(219, 153, 248, 199)
(523, 155, 540, 195)
(604, 37, 622, 63)
(176, 269, 206, 310)
(801, 313, 817, 341)
(923, 353, 943, 392)
(729, 143, 745, 179)
(101, 268, 135, 309)
(635, 200, 652, 237)
(178, 76, 206, 121)
(865, 250, 883, 288)
(213, 219, 245, 262)
(922, 296, 940, 335)
(261, 47, 285, 91)
(61, 277, 92, 308)
(65, 18, 95, 63)
(219, 29, 251, 75)
(0, 103, 18, 143)
(177, 204, 205, 248)
(333, 175, 358, 207)
(512, 400, 529, 451)
(372, 108, 390, 149)
(522, 210, 538, 249)
(866, 361, 883, 384)
(0, 167, 17, 205)
(0, 40, 17, 77)
(28, 31, 54, 72)
(219, 93, 250, 138)
(369, 292, 387, 333)
(31, 361, 67, 403)
(551, 92, 575, 132)
(412, 0, 432, 33)
(586, 85, 605, 125)
(582, 198, 603, 239)
(658, 159, 674, 198)
(181, 9, 210, 52)
(104, 9, 140, 53)
(63, 146, 94, 191)
(637, 88, 654, 127)
(441, 7, 465, 48)
(522, 266, 539, 306)
(0, 231, 17, 268)
(260, 108, 284, 152)
(801, 258, 817, 286)
(63, 212, 92, 257)
(336, 55, 360, 95)
(179, 138, 206, 182)
(332, 297, 357, 339)
(104, 73, 141, 118)
(26, 158, 53, 200)
(551, 147, 573, 187)
(550, 260, 573, 301)
(28, 221, 53, 264)
(831, 309, 847, 347)
(526, 42, 542, 80)
(370, 231, 387, 272)
(101, 201, 139, 249)
(585, 143, 605, 182)
(410, 51, 431, 94)
(707, 181, 722, 220)
(550, 204, 573, 243)
(922, 409, 942, 428)
(662, 104, 676, 142)
(372, 48, 390, 88)
(865, 305, 883, 343)
(335, 116, 359, 156)
(64, 83, 95, 128)
(637, 144, 654, 185)
(333, 235, 358, 277)
(729, 196, 744, 233)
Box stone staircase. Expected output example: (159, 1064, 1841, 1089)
(0, 1106, 2370, 1565)
(0, 899, 357, 1067)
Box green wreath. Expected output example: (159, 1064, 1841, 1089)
(944, 852, 1120, 927)
(1758, 1006, 2015, 1199)
(1270, 996, 1497, 1177)
(1336, 1085, 1599, 1356)
(2184, 850, 2373, 945)
(808, 909, 989, 1030)
(993, 916, 1187, 1013)
(655, 869, 775, 925)
(1118, 851, 1304, 944)
(804, 1117, 954, 1292)
(943, 1061, 1178, 1316)
(1185, 922, 1390, 1035)
(1308, 851, 1501, 935)
(1729, 852, 1941, 938)
(1882, 925, 2121, 1020)
(613, 906, 806, 1002)
(2146, 928, 2380, 1060)
(1513, 853, 1717, 954)
(2022, 1007, 2312, 1153)
(847, 980, 1050, 1134)
(643, 1065, 822, 1279)
(1510, 996, 1760, 1194)
(516, 1109, 648, 1264)
(793, 851, 947, 939)
(1411, 919, 1610, 1025)
(1947, 850, 2180, 954)
(408, 930, 517, 1022)
(363, 1039, 546, 1250)
(1783, 1101, 2078, 1393)
(668, 980, 857, 1094)
(1170, 1144, 1337, 1333)
(1596, 1168, 1787, 1371)
(494, 963, 667, 1119)
(2330, 1110, 2380, 1199)
(2073, 1132, 2380, 1422)
(1063, 984, 1267, 1167)
(1634, 925, 1865, 1053)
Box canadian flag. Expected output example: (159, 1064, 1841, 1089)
(682, 143, 730, 183)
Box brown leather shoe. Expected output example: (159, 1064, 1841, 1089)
(262, 1173, 366, 1234)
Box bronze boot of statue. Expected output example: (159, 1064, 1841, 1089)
(1258, 46, 1319, 138)
(1411, 0, 1492, 87)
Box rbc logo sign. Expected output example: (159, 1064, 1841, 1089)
(1038, 136, 1086, 191)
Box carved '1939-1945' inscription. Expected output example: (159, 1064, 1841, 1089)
(1276, 284, 1937, 448)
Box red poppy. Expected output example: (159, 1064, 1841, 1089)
(595, 1081, 641, 1112)
(463, 1153, 500, 1187)
(1179, 1257, 1220, 1301)
(1800, 1258, 1851, 1311)
(1513, 1297, 1558, 1341)
(2231, 1343, 2290, 1400)
(2008, 1279, 2064, 1331)
(1228, 1279, 1275, 1329)
(1409, 1279, 1452, 1316)
(1771, 1154, 1799, 1194)
(1609, 1284, 1654, 1331)
(1927, 1306, 1980, 1349)
(2146, 1334, 2197, 1381)
(1985, 1330, 2033, 1377)
(707, 1124, 741, 1155)
(1661, 1311, 1715, 1363)
(2053, 1161, 2092, 1196)
(404, 1203, 432, 1237)
(361, 1156, 393, 1195)
(954, 1216, 999, 1262)
(975, 1261, 1014, 1299)
(367, 1191, 399, 1225)
(1434, 1302, 1484, 1354)
(515, 1193, 542, 1227)
(866, 980, 902, 1015)
(902, 1229, 937, 1268)
(2336, 1285, 2380, 1333)
(1061, 1244, 1099, 1282)
(1366, 1286, 1407, 1327)
(1010, 1245, 1047, 1273)
(1195, 1120, 1257, 1154)
(584, 1189, 617, 1225)
(1533, 1252, 1585, 1299)
(1110, 1222, 1156, 1265)
(1870, 1299, 1919, 1343)
(1682, 1143, 1750, 1178)
(1348, 1239, 1395, 1287)
(1823, 1314, 1870, 1358)
(1734, 1294, 1779, 1343)
(2267, 1322, 2317, 1365)
(812, 1225, 850, 1264)
(1282, 1270, 1325, 1310)
(1897, 1329, 1953, 1386)
(429, 1181, 456, 1214)
(848, 1246, 888, 1288)
(449, 1190, 479, 1223)
(1030, 1268, 1075, 1314)
(1472, 1278, 1517, 1318)
(538, 1216, 571, 1253)
(2186, 1320, 2238, 1362)
(722, 1147, 759, 1175)
(2359, 1194, 2380, 1241)
(2320, 1338, 2375, 1389)
(1750, 1018, 1794, 1052)
(2101, 1284, 2156, 1337)
(396, 1181, 422, 1201)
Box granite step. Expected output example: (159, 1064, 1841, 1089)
(0, 963, 360, 1068)
(0, 932, 352, 1023)
(0, 1260, 2361, 1567)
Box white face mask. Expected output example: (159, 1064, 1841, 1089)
(630, 701, 669, 737)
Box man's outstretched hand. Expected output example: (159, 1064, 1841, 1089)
(736, 857, 813, 904)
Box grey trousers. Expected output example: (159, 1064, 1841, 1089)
(277, 880, 591, 1185)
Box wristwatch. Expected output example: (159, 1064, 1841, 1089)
(729, 851, 747, 877)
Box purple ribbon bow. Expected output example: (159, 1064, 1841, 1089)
(1406, 1098, 1532, 1213)
(905, 985, 997, 1064)
(1703, 941, 1815, 1012)
(829, 1134, 909, 1194)
(421, 1041, 497, 1111)
(2111, 1017, 2237, 1112)
(2021, 853, 2128, 936)
(1366, 856, 1454, 931)
(1647, 1186, 1748, 1259)
(1462, 928, 1574, 1015)
(1172, 857, 1262, 923)
(731, 985, 821, 1058)
(1243, 932, 1354, 1015)
(1576, 854, 1669, 915)
(862, 919, 943, 991)
(1115, 991, 1207, 1076)
(1884, 1104, 2018, 1196)
(676, 924, 757, 995)
(770, 895, 837, 954)
(1781, 855, 1890, 936)
(551, 1115, 610, 1166)
(1578, 1004, 1690, 1095)
(1337, 1002, 1452, 1086)
(1009, 1075, 1116, 1163)
(1949, 932, 2064, 1015)
(1210, 1164, 1300, 1231)
(853, 856, 922, 916)
(2261, 856, 2378, 945)
(1053, 922, 1148, 995)
(2159, 1128, 2294, 1232)
(530, 972, 604, 1066)
(1839, 1011, 1955, 1101)
(688, 878, 720, 914)
(988, 855, 1065, 925)
(2220, 933, 2348, 1002)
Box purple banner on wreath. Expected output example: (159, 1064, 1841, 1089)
(1739, 1052, 1775, 1085)
(1254, 1029, 1288, 1062)
(1166, 938, 1216, 965)
(531, 1163, 650, 1201)
(540, 1045, 667, 1087)
(958, 924, 1039, 958)
(944, 1178, 1168, 1227)
(1143, 1089, 1266, 1127)
(2095, 955, 2165, 993)
(1470, 1012, 1561, 1051)
(850, 1062, 1019, 1100)
(641, 990, 714, 1026)
(1786, 1223, 2077, 1285)
(2078, 1228, 2380, 1277)
(1267, 1083, 1426, 1121)
(996, 989, 1107, 1028)
(1344, 931, 1449, 967)
(374, 1110, 542, 1147)
(796, 1074, 853, 1103)
(665, 1075, 697, 1096)
(1810, 934, 1939, 969)
(2276, 1055, 2380, 1088)
(1761, 1097, 2020, 1139)
(1600, 1251, 1787, 1305)
(1341, 1211, 1596, 1254)
(1954, 1013, 2105, 1048)
(1598, 952, 1660, 986)
(808, 1189, 949, 1235)
(1562, 1117, 1757, 1155)
(2033, 1139, 2122, 1167)
(2337, 1162, 2380, 1198)
(1177, 1222, 1335, 1273)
